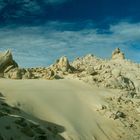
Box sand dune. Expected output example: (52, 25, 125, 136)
(0, 79, 126, 140)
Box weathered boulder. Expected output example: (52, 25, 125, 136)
(86, 66, 97, 75)
(112, 48, 125, 60)
(57, 56, 71, 72)
(43, 69, 55, 80)
(22, 70, 32, 79)
(8, 68, 23, 79)
(111, 69, 121, 78)
(7, 68, 34, 79)
(104, 75, 135, 91)
(0, 50, 18, 73)
(51, 56, 74, 74)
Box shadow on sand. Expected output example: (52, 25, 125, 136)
(0, 92, 66, 140)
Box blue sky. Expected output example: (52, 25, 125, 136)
(0, 0, 140, 67)
(0, 0, 140, 26)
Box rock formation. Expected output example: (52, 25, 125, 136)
(0, 49, 140, 140)
(112, 48, 125, 60)
(57, 56, 70, 72)
(51, 56, 73, 73)
(6, 68, 32, 79)
(0, 50, 18, 74)
(0, 48, 140, 95)
(71, 48, 140, 94)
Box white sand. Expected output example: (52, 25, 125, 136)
(0, 79, 125, 140)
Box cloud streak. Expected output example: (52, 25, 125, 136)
(0, 21, 140, 67)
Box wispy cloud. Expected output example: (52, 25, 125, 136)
(0, 21, 140, 67)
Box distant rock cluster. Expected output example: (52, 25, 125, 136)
(0, 49, 140, 96)
(71, 49, 140, 94)
(75, 58, 136, 91)
(0, 50, 74, 80)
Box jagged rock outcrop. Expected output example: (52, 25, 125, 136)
(0, 50, 18, 74)
(52, 56, 73, 73)
(112, 48, 125, 60)
(0, 49, 140, 94)
(6, 68, 33, 79)
(0, 50, 34, 79)
(0, 51, 94, 80)
(72, 54, 101, 71)
(22, 56, 75, 80)
(71, 48, 140, 93)
(58, 56, 70, 72)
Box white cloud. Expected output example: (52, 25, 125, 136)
(110, 22, 140, 41)
(0, 21, 140, 67)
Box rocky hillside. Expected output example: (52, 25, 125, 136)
(71, 48, 140, 94)
(1, 49, 140, 95)
(0, 49, 140, 140)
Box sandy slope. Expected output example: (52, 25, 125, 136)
(0, 79, 128, 140)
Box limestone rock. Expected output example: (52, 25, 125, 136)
(4, 65, 15, 73)
(22, 70, 32, 79)
(51, 56, 75, 74)
(57, 56, 70, 72)
(111, 69, 121, 78)
(0, 50, 18, 73)
(112, 48, 125, 60)
(104, 76, 135, 91)
(70, 49, 140, 92)
(86, 66, 96, 75)
(8, 68, 29, 79)
(72, 54, 101, 71)
(9, 69, 22, 79)
(109, 111, 125, 120)
(43, 69, 55, 80)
